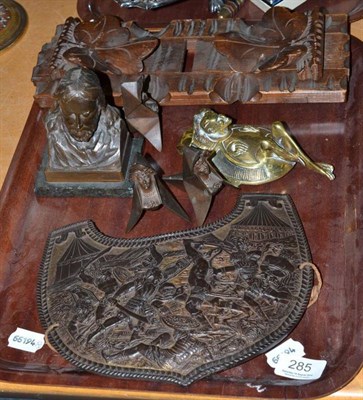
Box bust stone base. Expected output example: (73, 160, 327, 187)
(35, 137, 143, 197)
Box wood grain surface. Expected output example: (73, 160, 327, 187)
(0, 1, 362, 398)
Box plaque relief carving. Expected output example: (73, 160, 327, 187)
(38, 194, 314, 385)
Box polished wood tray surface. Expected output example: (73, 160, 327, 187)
(0, 37, 362, 398)
(0, 0, 362, 397)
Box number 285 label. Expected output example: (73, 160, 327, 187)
(274, 356, 327, 380)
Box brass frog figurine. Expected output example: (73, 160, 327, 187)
(179, 108, 335, 187)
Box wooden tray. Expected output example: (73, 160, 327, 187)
(0, 35, 362, 398)
(0, 0, 362, 395)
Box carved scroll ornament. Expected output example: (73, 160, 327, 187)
(38, 194, 314, 385)
(32, 7, 349, 108)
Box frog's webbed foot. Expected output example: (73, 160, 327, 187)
(270, 122, 335, 181)
(315, 162, 335, 180)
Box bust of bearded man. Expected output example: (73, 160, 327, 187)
(44, 67, 130, 182)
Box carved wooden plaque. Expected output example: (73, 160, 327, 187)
(32, 7, 349, 107)
(38, 194, 314, 385)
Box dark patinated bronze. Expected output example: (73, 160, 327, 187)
(44, 67, 132, 183)
(126, 154, 189, 232)
(164, 146, 224, 225)
(38, 194, 314, 385)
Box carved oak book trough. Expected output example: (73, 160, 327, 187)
(38, 194, 314, 385)
(32, 6, 350, 109)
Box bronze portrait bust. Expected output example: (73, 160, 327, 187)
(44, 67, 130, 182)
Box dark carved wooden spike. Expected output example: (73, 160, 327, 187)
(164, 147, 224, 225)
(121, 78, 162, 151)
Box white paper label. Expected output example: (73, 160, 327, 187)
(8, 328, 45, 353)
(266, 338, 305, 368)
(274, 355, 327, 380)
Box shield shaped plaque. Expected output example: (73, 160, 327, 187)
(37, 194, 314, 385)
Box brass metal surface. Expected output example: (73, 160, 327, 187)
(180, 108, 335, 186)
(0, 0, 27, 51)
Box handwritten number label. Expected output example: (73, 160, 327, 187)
(8, 328, 45, 353)
(265, 338, 305, 368)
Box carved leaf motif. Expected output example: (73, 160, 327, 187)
(215, 8, 310, 74)
(213, 73, 259, 103)
(63, 47, 99, 70)
(215, 33, 279, 73)
(96, 39, 159, 74)
(256, 45, 307, 72)
(64, 16, 159, 75)
(259, 7, 309, 43)
(214, 73, 240, 103)
(74, 16, 130, 48)
(149, 75, 170, 102)
(240, 74, 260, 102)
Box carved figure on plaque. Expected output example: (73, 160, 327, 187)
(38, 194, 316, 385)
(44, 67, 131, 182)
(179, 108, 335, 187)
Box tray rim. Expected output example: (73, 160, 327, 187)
(0, 38, 362, 400)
